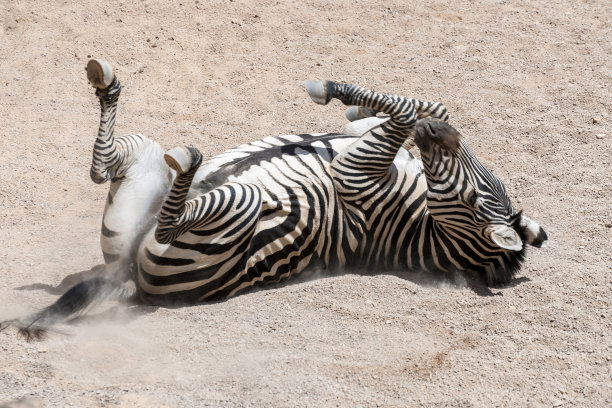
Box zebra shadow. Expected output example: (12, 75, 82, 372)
(5, 264, 532, 339)
(378, 270, 532, 297)
(278, 268, 532, 298)
(15, 263, 531, 303)
(15, 264, 109, 295)
(11, 265, 532, 335)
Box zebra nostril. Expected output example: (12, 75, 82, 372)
(427, 122, 436, 136)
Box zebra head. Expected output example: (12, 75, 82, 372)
(413, 118, 548, 284)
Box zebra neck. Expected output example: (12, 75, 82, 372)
(414, 215, 525, 283)
(404, 212, 451, 274)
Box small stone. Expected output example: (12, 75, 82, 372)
(592, 117, 600, 124)
(553, 401, 563, 407)
(596, 134, 605, 139)
(385, 320, 392, 324)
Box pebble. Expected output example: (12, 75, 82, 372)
(596, 134, 605, 139)
(591, 117, 600, 124)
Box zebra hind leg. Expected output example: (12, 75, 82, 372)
(0, 277, 135, 341)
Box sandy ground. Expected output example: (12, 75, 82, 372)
(1, 0, 611, 406)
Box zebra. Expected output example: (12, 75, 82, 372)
(1, 59, 547, 339)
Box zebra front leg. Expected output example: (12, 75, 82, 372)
(307, 81, 449, 123)
(341, 90, 449, 150)
(306, 81, 449, 174)
(0, 278, 136, 341)
(307, 80, 419, 180)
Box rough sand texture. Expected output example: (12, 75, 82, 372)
(1, 0, 611, 406)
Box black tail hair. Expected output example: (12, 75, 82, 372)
(1, 277, 135, 341)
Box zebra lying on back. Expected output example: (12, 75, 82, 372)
(2, 59, 547, 339)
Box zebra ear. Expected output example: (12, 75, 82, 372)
(520, 214, 549, 248)
(488, 225, 523, 251)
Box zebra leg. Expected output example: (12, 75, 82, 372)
(155, 146, 261, 245)
(0, 278, 136, 341)
(306, 81, 418, 179)
(154, 146, 204, 244)
(86, 59, 124, 184)
(306, 81, 449, 174)
(307, 81, 449, 122)
(154, 146, 265, 245)
(139, 146, 266, 301)
(343, 94, 449, 149)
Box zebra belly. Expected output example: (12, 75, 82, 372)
(101, 141, 172, 278)
(135, 134, 426, 304)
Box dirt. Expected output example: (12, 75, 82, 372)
(0, 0, 610, 406)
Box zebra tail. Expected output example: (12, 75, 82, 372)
(0, 277, 135, 341)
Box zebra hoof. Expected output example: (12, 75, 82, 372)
(305, 80, 331, 105)
(86, 59, 115, 89)
(345, 106, 377, 122)
(164, 147, 192, 174)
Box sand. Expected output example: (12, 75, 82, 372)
(0, 0, 610, 406)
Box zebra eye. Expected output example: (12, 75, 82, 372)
(467, 191, 478, 207)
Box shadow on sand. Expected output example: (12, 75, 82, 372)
(10, 263, 531, 333)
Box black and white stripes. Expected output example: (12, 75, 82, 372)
(1, 69, 550, 338)
(127, 79, 547, 302)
